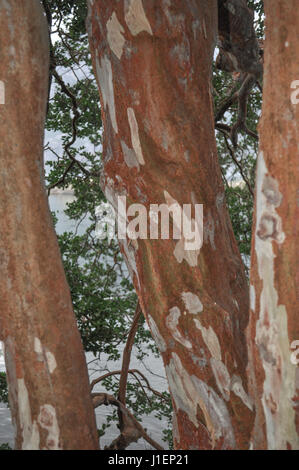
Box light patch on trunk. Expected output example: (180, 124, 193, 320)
(34, 337, 43, 355)
(165, 353, 202, 428)
(127, 107, 145, 165)
(191, 375, 235, 449)
(148, 315, 167, 353)
(181, 292, 203, 314)
(96, 54, 118, 133)
(210, 358, 231, 401)
(106, 12, 125, 60)
(17, 379, 40, 450)
(166, 353, 235, 448)
(104, 177, 120, 211)
(38, 404, 61, 450)
(250, 284, 255, 312)
(164, 191, 201, 267)
(34, 337, 57, 374)
(121, 140, 140, 169)
(231, 375, 253, 411)
(0, 81, 5, 104)
(254, 151, 298, 449)
(125, 0, 153, 36)
(216, 192, 225, 211)
(166, 306, 192, 349)
(45, 352, 57, 374)
(120, 238, 140, 288)
(194, 319, 222, 361)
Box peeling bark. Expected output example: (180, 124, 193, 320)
(248, 0, 299, 450)
(0, 1, 98, 450)
(88, 0, 253, 449)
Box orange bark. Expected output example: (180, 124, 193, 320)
(248, 0, 299, 450)
(0, 1, 98, 449)
(88, 0, 253, 449)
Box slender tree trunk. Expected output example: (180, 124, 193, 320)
(88, 0, 254, 449)
(248, 0, 299, 450)
(0, 0, 99, 450)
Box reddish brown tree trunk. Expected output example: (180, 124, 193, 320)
(88, 0, 254, 449)
(248, 0, 299, 450)
(0, 1, 99, 450)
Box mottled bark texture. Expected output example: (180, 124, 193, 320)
(248, 0, 299, 450)
(0, 1, 98, 449)
(88, 0, 254, 449)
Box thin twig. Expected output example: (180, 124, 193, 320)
(118, 302, 142, 405)
(92, 392, 164, 450)
(223, 134, 254, 197)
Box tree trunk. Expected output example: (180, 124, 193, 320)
(248, 0, 299, 450)
(88, 0, 254, 449)
(0, 0, 99, 450)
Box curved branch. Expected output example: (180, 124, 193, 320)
(118, 302, 142, 405)
(92, 392, 164, 450)
(223, 135, 254, 197)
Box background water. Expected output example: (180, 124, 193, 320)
(0, 190, 168, 450)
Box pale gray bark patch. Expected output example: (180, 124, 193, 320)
(194, 319, 222, 360)
(166, 352, 236, 448)
(125, 0, 153, 36)
(127, 107, 145, 165)
(17, 379, 40, 450)
(121, 140, 140, 169)
(250, 284, 255, 312)
(96, 54, 118, 133)
(210, 358, 231, 401)
(181, 292, 203, 314)
(38, 404, 61, 450)
(230, 375, 253, 411)
(34, 337, 57, 374)
(147, 315, 167, 353)
(106, 12, 125, 59)
(166, 306, 192, 349)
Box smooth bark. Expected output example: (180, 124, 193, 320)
(88, 0, 253, 449)
(0, 0, 99, 450)
(248, 0, 299, 450)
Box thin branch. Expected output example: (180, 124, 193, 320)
(223, 134, 254, 197)
(118, 302, 142, 405)
(47, 160, 75, 193)
(230, 73, 258, 147)
(46, 68, 99, 193)
(215, 73, 245, 123)
(90, 368, 168, 402)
